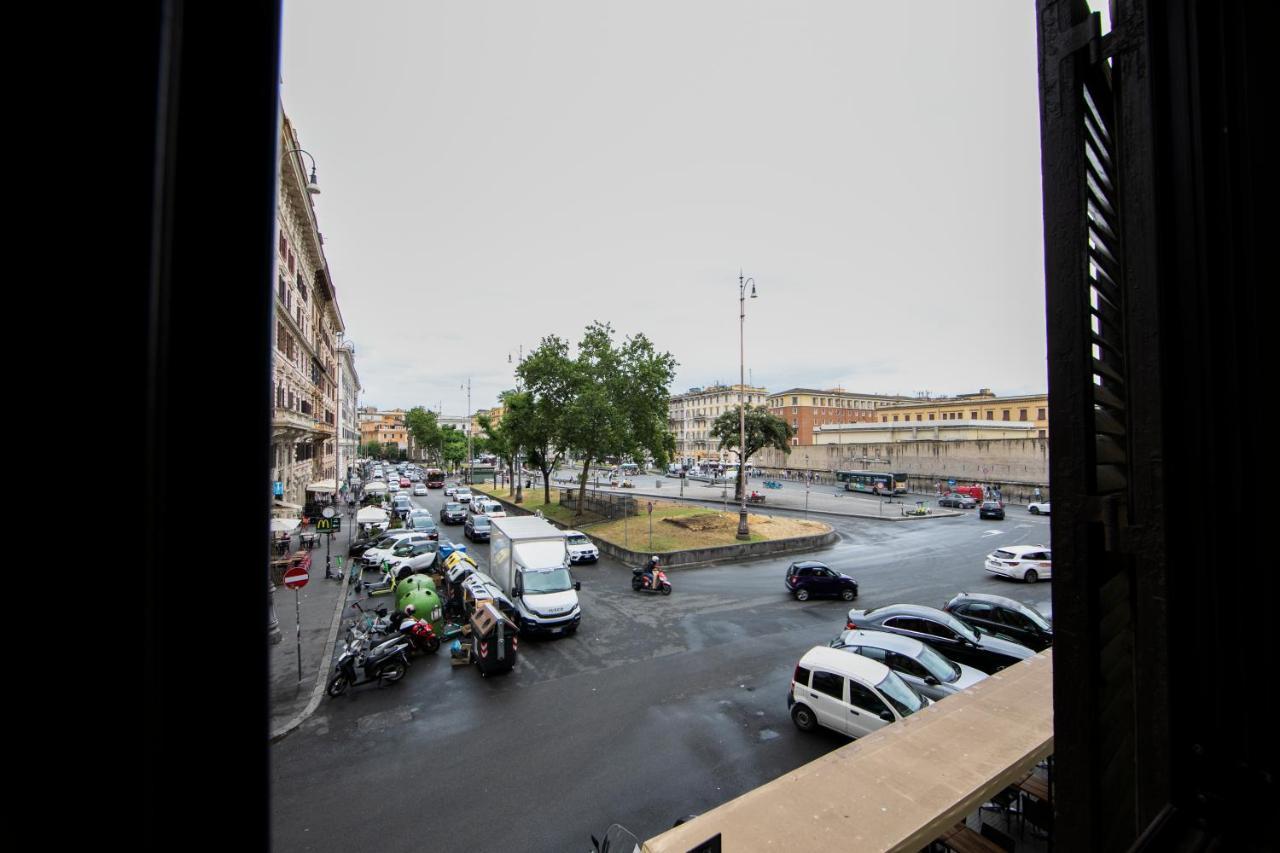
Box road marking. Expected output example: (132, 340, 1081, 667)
(982, 530, 1003, 537)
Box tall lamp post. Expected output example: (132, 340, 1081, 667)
(462, 378, 472, 484)
(737, 271, 757, 540)
(509, 347, 524, 504)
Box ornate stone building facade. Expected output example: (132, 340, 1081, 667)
(668, 384, 768, 462)
(270, 108, 351, 507)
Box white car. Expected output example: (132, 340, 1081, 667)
(564, 530, 598, 564)
(1027, 501, 1051, 515)
(444, 484, 458, 497)
(362, 532, 434, 567)
(385, 540, 440, 577)
(474, 499, 506, 518)
(454, 488, 473, 506)
(413, 484, 428, 496)
(788, 646, 929, 739)
(985, 545, 1053, 584)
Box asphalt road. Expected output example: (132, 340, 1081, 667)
(269, 480, 1052, 853)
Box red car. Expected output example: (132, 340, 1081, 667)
(399, 477, 411, 488)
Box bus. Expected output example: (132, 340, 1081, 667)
(836, 470, 909, 495)
(425, 468, 445, 488)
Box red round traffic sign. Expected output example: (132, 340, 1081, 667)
(283, 565, 310, 590)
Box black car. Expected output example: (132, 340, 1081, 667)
(978, 501, 1006, 520)
(348, 529, 407, 558)
(943, 592, 1053, 652)
(937, 493, 977, 509)
(464, 514, 491, 542)
(440, 502, 467, 524)
(785, 561, 859, 602)
(843, 603, 1036, 674)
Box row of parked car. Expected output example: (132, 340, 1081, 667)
(783, 557, 1054, 740)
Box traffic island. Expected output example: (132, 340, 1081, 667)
(473, 486, 837, 568)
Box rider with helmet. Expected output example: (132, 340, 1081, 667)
(644, 555, 660, 589)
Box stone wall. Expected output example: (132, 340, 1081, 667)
(754, 438, 1050, 498)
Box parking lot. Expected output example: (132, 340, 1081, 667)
(270, 483, 1052, 852)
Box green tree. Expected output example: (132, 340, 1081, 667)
(562, 323, 677, 515)
(516, 335, 577, 504)
(477, 390, 531, 494)
(405, 406, 441, 463)
(440, 426, 467, 471)
(710, 405, 796, 499)
(361, 440, 382, 459)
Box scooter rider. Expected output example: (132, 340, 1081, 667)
(644, 555, 660, 589)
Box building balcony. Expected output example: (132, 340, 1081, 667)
(272, 407, 316, 440)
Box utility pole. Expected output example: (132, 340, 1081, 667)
(462, 379, 472, 484)
(737, 271, 757, 540)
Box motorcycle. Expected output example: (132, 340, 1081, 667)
(357, 563, 397, 596)
(631, 563, 672, 595)
(348, 602, 440, 655)
(326, 629, 411, 697)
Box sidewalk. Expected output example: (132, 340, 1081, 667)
(550, 473, 962, 521)
(269, 516, 359, 742)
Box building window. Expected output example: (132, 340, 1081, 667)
(1020, 409, 1028, 421)
(1038, 430, 1046, 438)
(987, 410, 994, 420)
(917, 414, 923, 421)
(1038, 408, 1046, 419)
(1003, 410, 1011, 421)
(893, 416, 899, 422)
(791, 397, 798, 405)
(971, 411, 978, 419)
(929, 414, 935, 420)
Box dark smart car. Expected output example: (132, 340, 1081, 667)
(785, 561, 859, 602)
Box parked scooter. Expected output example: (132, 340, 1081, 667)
(358, 562, 397, 596)
(350, 602, 441, 656)
(326, 630, 411, 697)
(631, 557, 672, 595)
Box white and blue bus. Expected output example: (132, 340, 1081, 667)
(836, 470, 908, 495)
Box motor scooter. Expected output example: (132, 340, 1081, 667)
(631, 562, 672, 595)
(358, 563, 397, 596)
(326, 631, 411, 697)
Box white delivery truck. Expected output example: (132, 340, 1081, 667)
(487, 516, 582, 636)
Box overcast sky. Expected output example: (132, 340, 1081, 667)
(281, 1, 1054, 416)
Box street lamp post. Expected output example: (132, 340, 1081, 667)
(737, 271, 757, 540)
(462, 379, 472, 484)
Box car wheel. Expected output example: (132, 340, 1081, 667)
(791, 704, 817, 732)
(1025, 569, 1039, 584)
(1029, 506, 1040, 515)
(795, 589, 810, 602)
(841, 589, 855, 601)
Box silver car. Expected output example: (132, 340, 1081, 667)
(829, 629, 987, 702)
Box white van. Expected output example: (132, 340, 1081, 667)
(788, 646, 930, 739)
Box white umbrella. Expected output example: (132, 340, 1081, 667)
(269, 518, 300, 533)
(356, 507, 389, 524)
(363, 481, 388, 493)
(306, 482, 337, 494)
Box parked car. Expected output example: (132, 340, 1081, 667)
(943, 592, 1054, 652)
(363, 533, 435, 567)
(785, 561, 859, 602)
(843, 603, 1036, 674)
(349, 528, 415, 558)
(937, 493, 978, 509)
(984, 545, 1052, 584)
(464, 514, 491, 542)
(829, 629, 988, 702)
(564, 530, 599, 564)
(385, 540, 439, 578)
(1027, 501, 1051, 515)
(412, 484, 428, 496)
(440, 502, 467, 524)
(788, 646, 929, 739)
(391, 495, 413, 519)
(978, 501, 1006, 520)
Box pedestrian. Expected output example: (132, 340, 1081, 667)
(1034, 487, 1043, 502)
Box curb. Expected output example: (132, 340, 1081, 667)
(577, 487, 965, 523)
(269, 567, 358, 744)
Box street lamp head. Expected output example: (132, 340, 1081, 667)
(306, 165, 321, 195)
(750, 282, 757, 298)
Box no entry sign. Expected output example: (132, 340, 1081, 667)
(283, 564, 310, 590)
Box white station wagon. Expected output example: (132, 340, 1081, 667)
(985, 545, 1053, 584)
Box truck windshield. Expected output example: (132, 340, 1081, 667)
(522, 568, 573, 594)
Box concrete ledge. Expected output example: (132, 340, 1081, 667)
(588, 528, 840, 569)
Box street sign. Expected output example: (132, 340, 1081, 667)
(273, 481, 284, 496)
(283, 564, 310, 589)
(316, 517, 334, 534)
(647, 501, 654, 515)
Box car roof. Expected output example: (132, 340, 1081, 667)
(990, 545, 1050, 555)
(789, 560, 828, 569)
(948, 592, 1051, 618)
(836, 629, 925, 656)
(863, 603, 952, 621)
(798, 646, 891, 682)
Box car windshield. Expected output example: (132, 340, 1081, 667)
(411, 518, 435, 529)
(566, 535, 590, 545)
(877, 671, 924, 716)
(916, 643, 962, 682)
(445, 503, 462, 511)
(1015, 602, 1052, 630)
(523, 568, 573, 594)
(472, 519, 489, 529)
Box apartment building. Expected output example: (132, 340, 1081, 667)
(668, 384, 768, 462)
(359, 408, 408, 452)
(270, 109, 351, 507)
(765, 388, 916, 446)
(873, 389, 1050, 438)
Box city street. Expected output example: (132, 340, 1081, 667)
(269, 483, 1052, 852)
